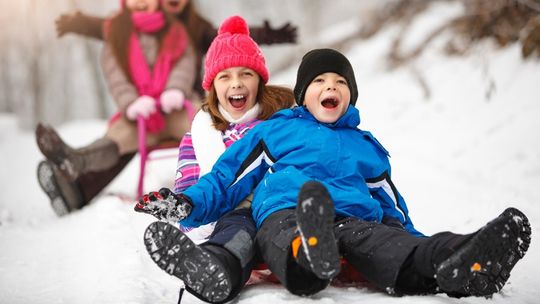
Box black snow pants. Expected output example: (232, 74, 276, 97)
(256, 209, 431, 296)
(197, 208, 258, 302)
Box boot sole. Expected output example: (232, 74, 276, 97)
(144, 222, 232, 303)
(296, 181, 341, 280)
(37, 161, 70, 216)
(436, 207, 531, 296)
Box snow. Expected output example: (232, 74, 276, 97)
(1, 3, 540, 304)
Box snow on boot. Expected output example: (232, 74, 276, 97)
(35, 123, 120, 181)
(295, 180, 340, 280)
(144, 222, 232, 303)
(37, 160, 84, 216)
(436, 207, 531, 297)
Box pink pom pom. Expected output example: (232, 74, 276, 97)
(218, 15, 249, 35)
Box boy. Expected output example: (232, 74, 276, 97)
(138, 49, 531, 298)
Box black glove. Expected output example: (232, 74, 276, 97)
(134, 188, 193, 222)
(382, 215, 405, 230)
(55, 11, 104, 40)
(251, 20, 297, 45)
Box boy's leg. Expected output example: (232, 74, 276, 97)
(422, 207, 531, 297)
(144, 209, 257, 304)
(203, 208, 257, 302)
(256, 181, 340, 296)
(295, 180, 341, 279)
(144, 222, 232, 303)
(334, 217, 423, 294)
(256, 209, 330, 296)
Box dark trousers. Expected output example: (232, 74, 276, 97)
(256, 209, 429, 296)
(194, 208, 258, 303)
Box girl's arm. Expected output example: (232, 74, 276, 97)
(100, 45, 138, 114)
(249, 20, 297, 45)
(165, 45, 197, 97)
(56, 11, 105, 40)
(174, 132, 201, 193)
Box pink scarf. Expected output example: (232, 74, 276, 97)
(109, 11, 189, 133)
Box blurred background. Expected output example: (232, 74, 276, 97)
(0, 0, 378, 129)
(2, 0, 537, 130)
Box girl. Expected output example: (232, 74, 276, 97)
(37, 0, 197, 215)
(137, 15, 294, 303)
(38, 0, 297, 217)
(55, 0, 298, 98)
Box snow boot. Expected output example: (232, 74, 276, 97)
(144, 222, 234, 303)
(36, 123, 120, 181)
(77, 152, 136, 203)
(435, 207, 531, 297)
(294, 180, 340, 280)
(37, 160, 84, 216)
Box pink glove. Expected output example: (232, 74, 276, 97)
(126, 95, 157, 120)
(160, 89, 185, 114)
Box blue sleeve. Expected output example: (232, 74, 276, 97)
(368, 176, 424, 237)
(181, 122, 273, 228)
(362, 131, 424, 237)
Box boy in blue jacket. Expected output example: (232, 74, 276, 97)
(138, 49, 531, 300)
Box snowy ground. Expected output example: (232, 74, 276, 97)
(1, 3, 540, 304)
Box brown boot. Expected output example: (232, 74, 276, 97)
(37, 160, 84, 216)
(36, 123, 120, 181)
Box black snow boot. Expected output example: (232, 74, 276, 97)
(37, 160, 84, 216)
(295, 180, 340, 280)
(435, 207, 531, 297)
(144, 222, 237, 303)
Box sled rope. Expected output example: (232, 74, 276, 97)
(177, 286, 185, 304)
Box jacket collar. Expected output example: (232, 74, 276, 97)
(284, 105, 360, 128)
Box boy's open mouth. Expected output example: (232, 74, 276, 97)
(229, 95, 247, 109)
(167, 0, 180, 8)
(321, 97, 339, 109)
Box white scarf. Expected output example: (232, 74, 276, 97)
(191, 103, 261, 175)
(218, 103, 261, 125)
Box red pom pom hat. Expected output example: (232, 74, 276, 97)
(202, 15, 269, 91)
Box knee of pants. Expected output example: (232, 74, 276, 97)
(106, 117, 152, 153)
(207, 209, 258, 268)
(213, 208, 257, 238)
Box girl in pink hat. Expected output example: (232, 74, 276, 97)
(36, 0, 198, 215)
(136, 15, 294, 303)
(36, 0, 297, 217)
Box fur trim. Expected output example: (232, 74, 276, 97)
(190, 110, 226, 176)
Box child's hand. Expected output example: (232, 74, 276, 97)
(160, 89, 185, 114)
(134, 188, 193, 223)
(126, 95, 157, 120)
(262, 20, 297, 44)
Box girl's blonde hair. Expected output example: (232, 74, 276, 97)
(202, 81, 295, 132)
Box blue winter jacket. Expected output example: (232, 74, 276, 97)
(183, 105, 423, 237)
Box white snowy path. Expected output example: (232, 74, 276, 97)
(1, 4, 540, 304)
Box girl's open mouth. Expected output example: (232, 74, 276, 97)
(321, 98, 339, 109)
(229, 95, 247, 109)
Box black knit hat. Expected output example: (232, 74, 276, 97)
(293, 48, 358, 106)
